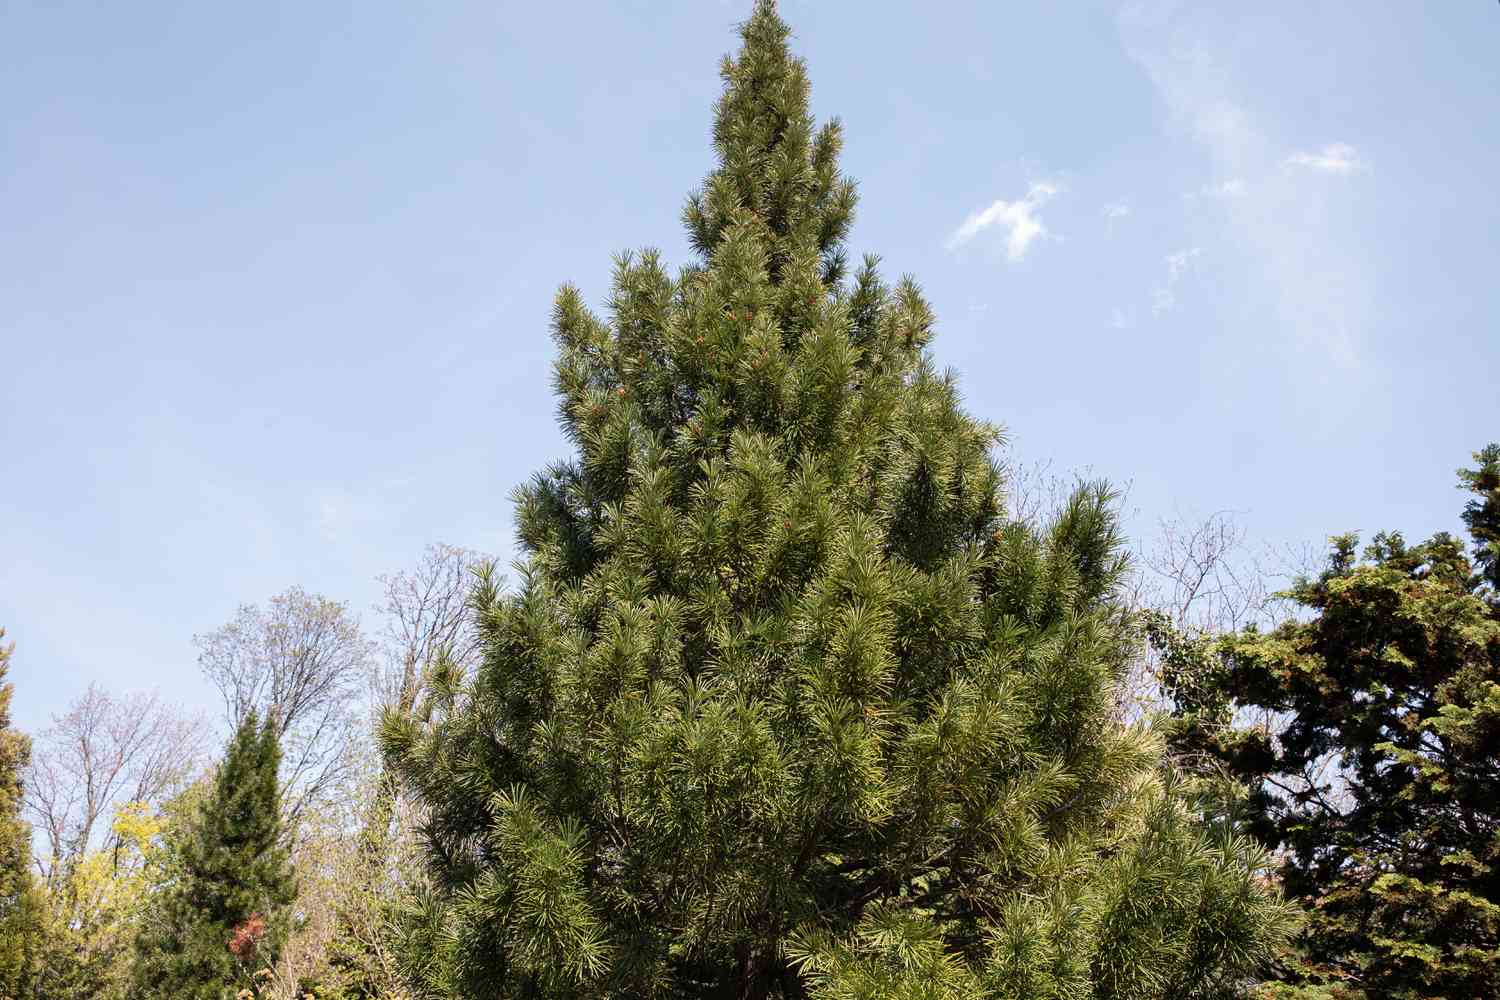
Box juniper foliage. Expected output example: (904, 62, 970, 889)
(382, 5, 1292, 997)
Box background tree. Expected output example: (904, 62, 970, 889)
(133, 711, 296, 1000)
(365, 544, 488, 846)
(196, 587, 373, 823)
(24, 684, 207, 881)
(0, 630, 44, 1000)
(374, 543, 487, 717)
(259, 742, 426, 1000)
(253, 549, 486, 1000)
(20, 686, 208, 999)
(382, 4, 1293, 997)
(277, 544, 494, 1000)
(1129, 511, 1309, 773)
(27, 802, 172, 1000)
(1168, 445, 1500, 998)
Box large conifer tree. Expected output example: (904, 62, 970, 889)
(1183, 445, 1500, 998)
(383, 4, 1292, 997)
(133, 711, 294, 999)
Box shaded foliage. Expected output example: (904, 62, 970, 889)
(1162, 445, 1500, 998)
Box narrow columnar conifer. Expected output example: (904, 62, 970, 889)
(382, 4, 1293, 997)
(133, 711, 294, 999)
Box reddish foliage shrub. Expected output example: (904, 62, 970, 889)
(228, 913, 267, 960)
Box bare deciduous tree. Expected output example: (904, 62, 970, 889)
(266, 749, 425, 1000)
(1004, 457, 1124, 530)
(25, 685, 208, 880)
(1114, 510, 1290, 721)
(362, 545, 490, 854)
(195, 587, 373, 822)
(1134, 515, 1362, 815)
(1124, 513, 1350, 807)
(1139, 510, 1279, 633)
(374, 543, 488, 717)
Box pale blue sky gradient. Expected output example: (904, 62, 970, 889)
(3, 1, 1497, 733)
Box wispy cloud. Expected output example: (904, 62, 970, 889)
(1118, 5, 1366, 367)
(1188, 178, 1247, 200)
(1110, 306, 1136, 329)
(1152, 247, 1202, 316)
(1104, 201, 1131, 219)
(1166, 247, 1201, 281)
(1286, 142, 1363, 174)
(947, 182, 1061, 261)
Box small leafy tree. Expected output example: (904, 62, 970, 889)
(29, 803, 169, 1000)
(382, 4, 1293, 998)
(134, 712, 295, 999)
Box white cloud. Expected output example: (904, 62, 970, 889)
(1110, 306, 1136, 329)
(947, 182, 1061, 261)
(1165, 247, 1201, 280)
(1104, 201, 1131, 219)
(1188, 178, 1246, 200)
(1153, 248, 1202, 316)
(1286, 142, 1363, 174)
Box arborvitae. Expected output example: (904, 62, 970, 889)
(1189, 446, 1500, 998)
(133, 711, 294, 999)
(382, 4, 1292, 997)
(0, 630, 43, 1000)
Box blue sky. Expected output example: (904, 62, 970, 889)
(3, 0, 1496, 734)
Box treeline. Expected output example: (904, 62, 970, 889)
(3, 2, 1497, 997)
(3, 457, 1494, 1000)
(0, 544, 486, 999)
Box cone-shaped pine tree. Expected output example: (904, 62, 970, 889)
(383, 5, 1292, 997)
(134, 711, 295, 999)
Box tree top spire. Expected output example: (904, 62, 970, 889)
(683, 0, 856, 283)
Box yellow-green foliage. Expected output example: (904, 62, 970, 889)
(30, 803, 168, 1000)
(0, 630, 44, 1000)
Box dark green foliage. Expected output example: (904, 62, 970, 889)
(133, 712, 295, 1000)
(383, 4, 1292, 997)
(1459, 442, 1500, 591)
(0, 631, 43, 1000)
(1176, 445, 1500, 998)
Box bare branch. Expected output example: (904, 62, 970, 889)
(373, 543, 488, 718)
(196, 587, 373, 822)
(24, 685, 209, 880)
